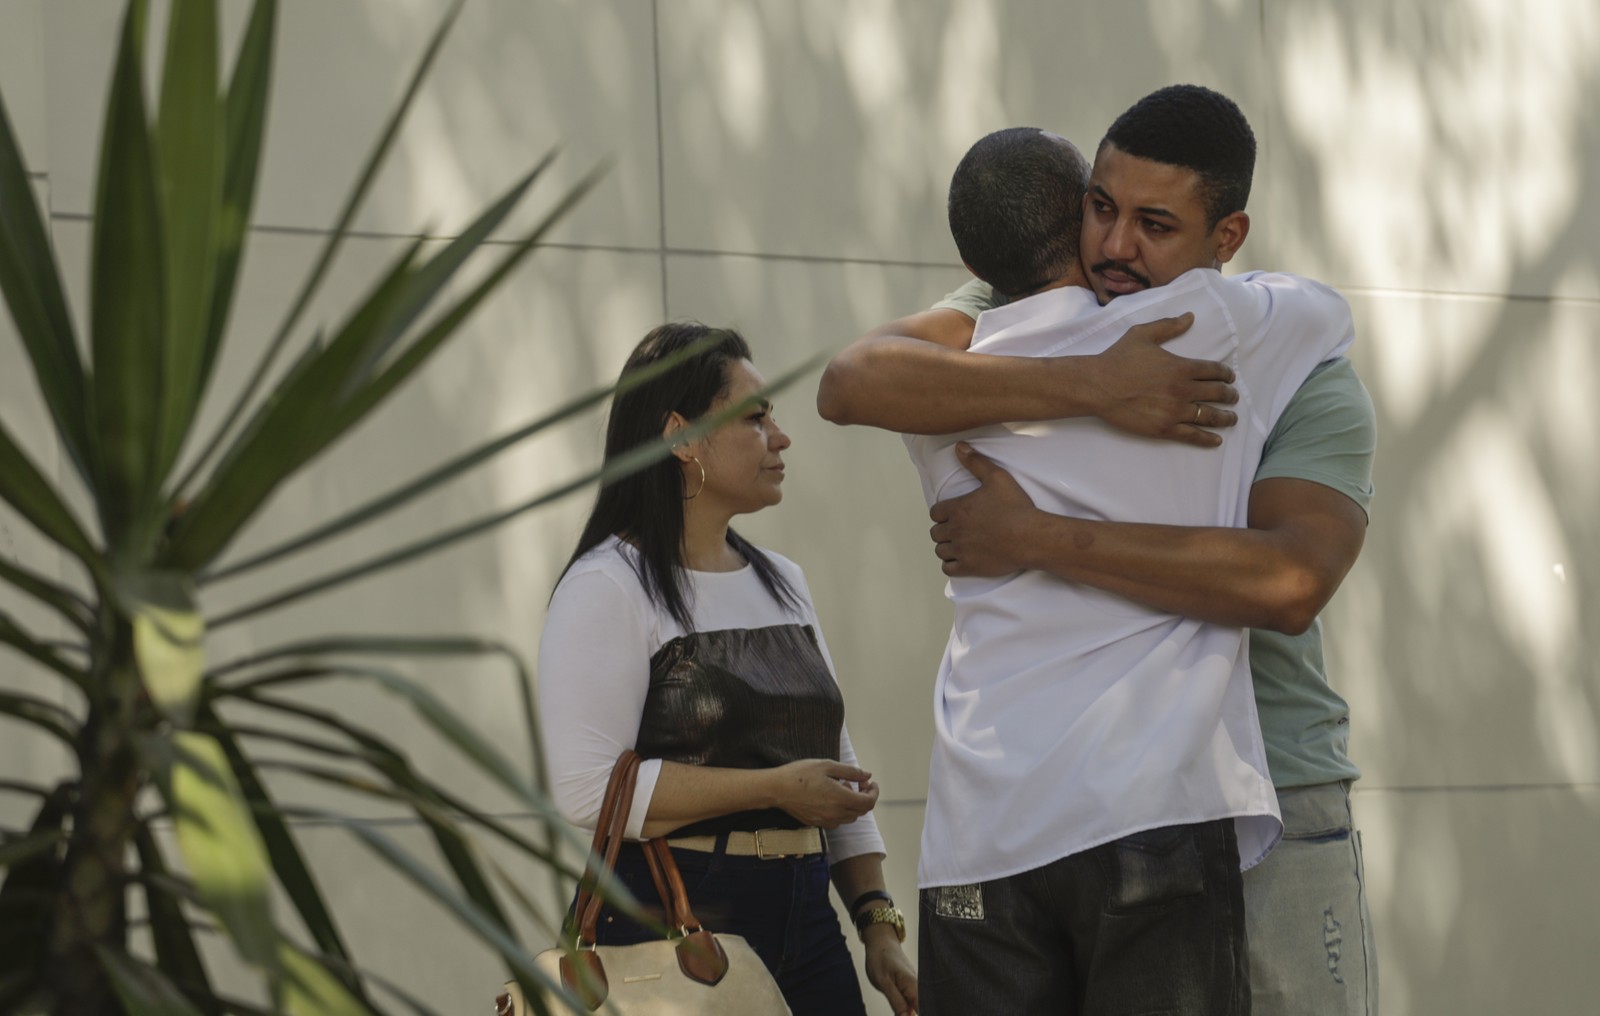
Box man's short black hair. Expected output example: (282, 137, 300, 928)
(947, 127, 1089, 298)
(1100, 84, 1255, 228)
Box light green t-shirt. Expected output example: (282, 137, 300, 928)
(932, 278, 1376, 789)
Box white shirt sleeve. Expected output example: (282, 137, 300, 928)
(536, 562, 662, 839)
(1226, 272, 1356, 425)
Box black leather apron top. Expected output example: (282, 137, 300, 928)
(635, 623, 844, 836)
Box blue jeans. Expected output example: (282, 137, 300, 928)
(1243, 782, 1377, 1015)
(918, 818, 1250, 1016)
(586, 839, 866, 1016)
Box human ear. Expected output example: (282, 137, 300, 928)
(1211, 211, 1250, 264)
(662, 411, 696, 461)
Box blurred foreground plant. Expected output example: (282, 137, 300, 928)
(0, 2, 810, 1013)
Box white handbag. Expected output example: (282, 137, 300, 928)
(497, 751, 791, 1015)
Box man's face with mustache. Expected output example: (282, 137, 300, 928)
(1080, 142, 1249, 305)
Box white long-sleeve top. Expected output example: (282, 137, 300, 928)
(538, 536, 886, 863)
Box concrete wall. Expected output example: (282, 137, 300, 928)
(1, 1, 1597, 1012)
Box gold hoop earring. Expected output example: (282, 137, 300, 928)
(683, 456, 706, 500)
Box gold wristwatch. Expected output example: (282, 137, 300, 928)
(854, 904, 906, 943)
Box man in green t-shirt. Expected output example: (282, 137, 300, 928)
(818, 86, 1377, 1016)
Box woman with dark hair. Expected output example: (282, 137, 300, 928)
(538, 323, 918, 1016)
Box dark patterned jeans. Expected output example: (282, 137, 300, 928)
(919, 818, 1250, 1016)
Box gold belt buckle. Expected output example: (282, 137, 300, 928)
(753, 829, 788, 859)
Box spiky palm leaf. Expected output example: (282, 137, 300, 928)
(0, 2, 814, 1013)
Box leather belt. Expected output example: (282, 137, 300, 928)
(667, 827, 824, 859)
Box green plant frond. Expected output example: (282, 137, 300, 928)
(201, 328, 725, 584)
(224, 683, 585, 870)
(152, 0, 224, 486)
(0, 555, 94, 633)
(298, 812, 572, 1014)
(195, 930, 441, 1016)
(196, 0, 275, 417)
(208, 353, 819, 629)
(325, 161, 607, 442)
(91, 0, 170, 561)
(0, 87, 93, 486)
(482, 856, 568, 952)
(273, 939, 368, 1016)
(96, 942, 207, 1016)
(0, 686, 83, 745)
(0, 610, 91, 693)
(0, 780, 53, 799)
(221, 673, 565, 848)
(248, 755, 580, 881)
(261, 758, 529, 971)
(121, 571, 206, 728)
(164, 236, 429, 572)
(0, 828, 66, 868)
(205, 634, 526, 680)
(299, 955, 441, 1016)
(0, 787, 70, 996)
(137, 730, 281, 979)
(274, 663, 540, 807)
(0, 415, 105, 576)
(197, 709, 368, 1002)
(135, 824, 222, 1016)
(206, 638, 560, 903)
(171, 147, 560, 576)
(174, 0, 466, 498)
(337, 151, 559, 403)
(182, 159, 606, 575)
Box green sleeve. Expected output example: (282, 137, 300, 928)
(931, 278, 1002, 319)
(1255, 358, 1377, 516)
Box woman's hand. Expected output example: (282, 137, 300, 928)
(768, 759, 879, 828)
(863, 925, 918, 1015)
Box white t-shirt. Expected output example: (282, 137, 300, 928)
(905, 268, 1354, 888)
(538, 536, 886, 863)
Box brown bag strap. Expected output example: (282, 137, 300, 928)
(572, 751, 641, 946)
(571, 752, 723, 943)
(564, 751, 732, 998)
(641, 838, 702, 932)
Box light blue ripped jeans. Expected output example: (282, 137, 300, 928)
(1244, 780, 1379, 1015)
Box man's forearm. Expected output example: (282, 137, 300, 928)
(931, 452, 1368, 634)
(821, 310, 1236, 444)
(1015, 513, 1334, 633)
(819, 332, 1105, 435)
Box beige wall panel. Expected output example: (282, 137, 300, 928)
(48, 218, 664, 817)
(43, 0, 659, 247)
(1260, 0, 1600, 301)
(0, 0, 47, 173)
(659, 0, 1265, 264)
(665, 251, 973, 803)
(1326, 290, 1600, 790)
(1354, 785, 1600, 1015)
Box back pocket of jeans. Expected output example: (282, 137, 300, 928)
(1105, 825, 1206, 912)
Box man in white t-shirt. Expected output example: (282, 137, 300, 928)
(825, 90, 1356, 1016)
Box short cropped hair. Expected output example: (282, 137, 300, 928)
(947, 128, 1089, 298)
(1101, 85, 1255, 228)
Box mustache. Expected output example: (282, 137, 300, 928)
(1089, 260, 1151, 289)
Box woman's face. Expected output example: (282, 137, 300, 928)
(684, 359, 791, 516)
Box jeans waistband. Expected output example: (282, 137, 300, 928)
(1277, 780, 1354, 838)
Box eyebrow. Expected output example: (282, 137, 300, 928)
(1091, 184, 1179, 221)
